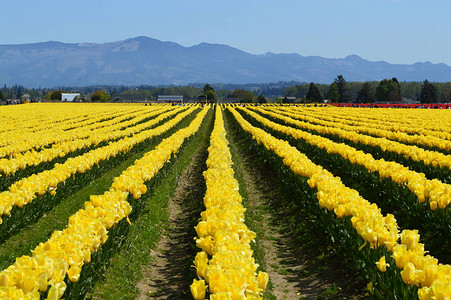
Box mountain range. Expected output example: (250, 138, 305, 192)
(1, 36, 450, 87)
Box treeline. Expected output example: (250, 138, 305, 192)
(190, 81, 298, 98)
(1, 79, 450, 103)
(284, 77, 451, 103)
(0, 82, 297, 101)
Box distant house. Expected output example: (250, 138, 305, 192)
(61, 93, 81, 102)
(402, 98, 420, 104)
(111, 96, 125, 103)
(21, 94, 31, 102)
(119, 94, 145, 103)
(158, 95, 183, 103)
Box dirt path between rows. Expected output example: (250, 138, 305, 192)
(238, 160, 334, 299)
(224, 111, 357, 299)
(228, 140, 335, 299)
(135, 146, 208, 299)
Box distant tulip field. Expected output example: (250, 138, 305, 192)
(0, 103, 449, 299)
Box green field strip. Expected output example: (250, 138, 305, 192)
(59, 107, 209, 298)
(224, 108, 370, 299)
(253, 107, 451, 184)
(0, 107, 182, 190)
(298, 106, 451, 136)
(292, 106, 451, 141)
(0, 105, 163, 159)
(273, 106, 451, 155)
(0, 108, 202, 272)
(88, 107, 214, 299)
(237, 107, 451, 264)
(0, 106, 145, 150)
(0, 108, 200, 247)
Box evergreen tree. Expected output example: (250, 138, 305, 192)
(91, 90, 110, 102)
(205, 89, 217, 102)
(441, 88, 451, 103)
(334, 75, 349, 102)
(392, 77, 400, 90)
(305, 82, 323, 102)
(375, 79, 402, 102)
(203, 84, 214, 94)
(355, 82, 373, 103)
(16, 86, 23, 98)
(420, 79, 438, 103)
(257, 94, 267, 103)
(326, 82, 339, 102)
(0, 90, 3, 101)
(49, 90, 68, 101)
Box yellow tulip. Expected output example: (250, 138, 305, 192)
(190, 279, 207, 300)
(0, 271, 13, 286)
(401, 262, 421, 285)
(67, 265, 81, 282)
(400, 230, 421, 252)
(367, 282, 374, 295)
(257, 271, 269, 290)
(375, 256, 390, 272)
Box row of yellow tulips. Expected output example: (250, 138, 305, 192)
(242, 107, 450, 209)
(0, 106, 196, 224)
(191, 107, 268, 300)
(0, 104, 146, 148)
(0, 106, 184, 175)
(300, 105, 451, 137)
(253, 106, 451, 170)
(0, 106, 164, 158)
(295, 106, 451, 141)
(228, 106, 450, 300)
(0, 103, 154, 132)
(0, 106, 209, 299)
(0, 103, 107, 133)
(0, 105, 162, 158)
(277, 106, 451, 151)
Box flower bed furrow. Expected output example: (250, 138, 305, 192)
(0, 106, 196, 229)
(297, 105, 451, 137)
(296, 108, 451, 141)
(293, 105, 451, 140)
(274, 106, 451, 153)
(253, 106, 451, 180)
(242, 107, 451, 210)
(0, 106, 179, 178)
(238, 106, 450, 263)
(229, 106, 450, 300)
(0, 106, 164, 158)
(0, 104, 147, 151)
(0, 106, 209, 299)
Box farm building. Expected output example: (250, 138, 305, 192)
(157, 95, 183, 103)
(61, 93, 81, 102)
(20, 94, 31, 102)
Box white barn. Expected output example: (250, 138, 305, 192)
(157, 95, 183, 103)
(61, 93, 81, 102)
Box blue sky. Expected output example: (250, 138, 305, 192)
(1, 0, 450, 65)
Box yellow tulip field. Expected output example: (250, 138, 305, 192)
(0, 103, 449, 299)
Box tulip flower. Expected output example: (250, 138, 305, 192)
(375, 256, 390, 272)
(190, 279, 207, 300)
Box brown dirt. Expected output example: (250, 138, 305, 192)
(234, 151, 337, 299)
(223, 111, 363, 299)
(135, 147, 208, 300)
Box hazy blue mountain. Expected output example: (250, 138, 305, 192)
(0, 36, 450, 87)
